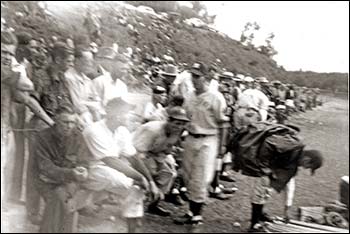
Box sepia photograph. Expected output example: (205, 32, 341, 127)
(1, 1, 349, 233)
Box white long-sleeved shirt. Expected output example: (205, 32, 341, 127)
(237, 88, 270, 121)
(93, 70, 128, 107)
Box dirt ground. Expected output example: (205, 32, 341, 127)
(1, 94, 349, 233)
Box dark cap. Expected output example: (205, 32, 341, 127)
(168, 106, 190, 122)
(16, 32, 33, 45)
(189, 62, 207, 77)
(303, 149, 324, 175)
(160, 64, 178, 77)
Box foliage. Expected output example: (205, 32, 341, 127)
(2, 1, 348, 92)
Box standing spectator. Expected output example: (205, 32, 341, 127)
(1, 30, 54, 215)
(157, 64, 178, 95)
(93, 47, 129, 107)
(26, 42, 74, 224)
(234, 77, 270, 130)
(63, 47, 102, 125)
(7, 32, 36, 203)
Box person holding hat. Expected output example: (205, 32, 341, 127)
(174, 62, 230, 226)
(132, 106, 190, 216)
(143, 85, 168, 123)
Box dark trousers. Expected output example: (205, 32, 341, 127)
(35, 179, 78, 233)
(26, 130, 41, 216)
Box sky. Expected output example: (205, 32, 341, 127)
(46, 1, 349, 73)
(202, 1, 349, 73)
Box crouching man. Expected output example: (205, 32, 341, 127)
(33, 105, 88, 233)
(132, 106, 190, 216)
(80, 97, 152, 233)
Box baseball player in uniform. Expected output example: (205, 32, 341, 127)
(174, 62, 229, 226)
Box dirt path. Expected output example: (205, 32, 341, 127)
(2, 95, 348, 233)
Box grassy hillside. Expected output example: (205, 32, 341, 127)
(1, 1, 348, 92)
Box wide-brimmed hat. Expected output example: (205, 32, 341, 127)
(189, 62, 207, 77)
(243, 76, 254, 83)
(160, 64, 178, 77)
(168, 106, 190, 122)
(256, 77, 269, 83)
(233, 74, 244, 82)
(219, 71, 234, 80)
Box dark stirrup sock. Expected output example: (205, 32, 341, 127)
(190, 200, 203, 216)
(210, 171, 220, 191)
(250, 203, 263, 229)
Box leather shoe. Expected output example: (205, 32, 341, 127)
(148, 205, 171, 217)
(209, 192, 234, 200)
(220, 186, 238, 194)
(260, 212, 274, 222)
(174, 214, 203, 225)
(165, 194, 185, 206)
(219, 174, 236, 183)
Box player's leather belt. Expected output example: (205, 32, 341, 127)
(189, 132, 214, 138)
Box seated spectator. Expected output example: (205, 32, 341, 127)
(33, 105, 88, 233)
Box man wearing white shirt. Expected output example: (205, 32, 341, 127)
(64, 48, 102, 126)
(234, 77, 270, 130)
(81, 97, 160, 233)
(93, 48, 129, 107)
(143, 85, 168, 123)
